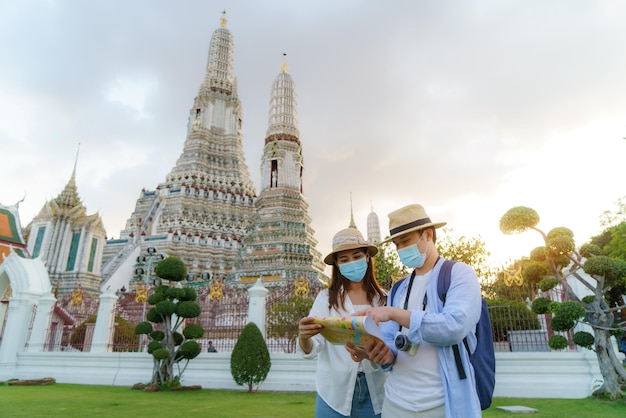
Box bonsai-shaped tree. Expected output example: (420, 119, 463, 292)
(134, 256, 204, 389)
(500, 206, 626, 399)
(231, 322, 271, 392)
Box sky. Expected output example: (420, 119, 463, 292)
(1, 0, 625, 273)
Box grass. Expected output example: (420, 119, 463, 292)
(1, 384, 625, 417)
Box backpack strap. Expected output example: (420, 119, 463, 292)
(388, 277, 406, 307)
(437, 259, 467, 380)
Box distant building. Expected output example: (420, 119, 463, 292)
(367, 204, 381, 244)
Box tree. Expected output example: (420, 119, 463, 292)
(71, 315, 138, 351)
(437, 227, 496, 281)
(134, 256, 204, 389)
(266, 295, 313, 353)
(231, 322, 271, 392)
(374, 241, 407, 290)
(500, 205, 626, 399)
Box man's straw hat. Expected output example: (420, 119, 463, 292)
(382, 204, 446, 243)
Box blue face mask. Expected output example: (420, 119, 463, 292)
(397, 235, 427, 269)
(338, 258, 368, 282)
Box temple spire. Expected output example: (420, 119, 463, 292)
(265, 55, 299, 142)
(349, 193, 356, 229)
(220, 10, 227, 27)
(55, 145, 81, 209)
(71, 142, 80, 183)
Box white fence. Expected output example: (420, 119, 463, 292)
(2, 350, 603, 399)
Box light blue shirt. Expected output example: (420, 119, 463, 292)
(380, 258, 483, 417)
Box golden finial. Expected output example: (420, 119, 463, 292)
(281, 53, 288, 73)
(220, 10, 227, 28)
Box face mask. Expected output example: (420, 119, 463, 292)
(397, 234, 427, 269)
(338, 258, 368, 282)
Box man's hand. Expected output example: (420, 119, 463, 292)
(364, 339, 394, 365)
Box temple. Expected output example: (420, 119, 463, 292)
(100, 13, 326, 292)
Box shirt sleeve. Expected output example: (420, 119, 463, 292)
(407, 262, 482, 347)
(301, 289, 330, 359)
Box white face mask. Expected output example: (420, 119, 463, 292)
(397, 234, 427, 269)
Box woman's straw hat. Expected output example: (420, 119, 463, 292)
(323, 228, 378, 265)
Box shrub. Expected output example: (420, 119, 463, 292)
(154, 257, 187, 282)
(531, 297, 551, 314)
(231, 322, 271, 393)
(573, 331, 594, 349)
(548, 334, 569, 351)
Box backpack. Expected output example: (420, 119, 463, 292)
(388, 259, 496, 410)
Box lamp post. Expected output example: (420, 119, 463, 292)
(134, 246, 164, 351)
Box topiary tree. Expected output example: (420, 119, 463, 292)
(500, 206, 626, 399)
(230, 322, 271, 393)
(134, 256, 204, 389)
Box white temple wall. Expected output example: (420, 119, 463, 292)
(1, 351, 604, 399)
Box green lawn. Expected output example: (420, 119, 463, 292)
(0, 384, 624, 417)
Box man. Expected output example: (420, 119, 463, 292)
(207, 341, 217, 353)
(357, 203, 482, 417)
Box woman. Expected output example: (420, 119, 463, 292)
(299, 227, 387, 418)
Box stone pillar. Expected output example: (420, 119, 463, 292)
(0, 293, 36, 368)
(247, 278, 268, 338)
(27, 292, 57, 352)
(90, 290, 118, 353)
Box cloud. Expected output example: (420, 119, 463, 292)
(2, 0, 626, 272)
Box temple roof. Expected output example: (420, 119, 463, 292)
(0, 201, 28, 264)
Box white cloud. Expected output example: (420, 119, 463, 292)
(2, 0, 626, 271)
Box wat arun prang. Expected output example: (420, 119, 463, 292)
(101, 13, 327, 292)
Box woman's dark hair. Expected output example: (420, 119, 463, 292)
(328, 248, 386, 311)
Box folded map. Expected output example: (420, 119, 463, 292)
(312, 315, 384, 347)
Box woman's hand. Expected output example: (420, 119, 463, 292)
(298, 317, 322, 354)
(298, 316, 322, 339)
(345, 343, 368, 362)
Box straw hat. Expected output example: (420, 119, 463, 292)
(323, 228, 378, 265)
(382, 204, 446, 243)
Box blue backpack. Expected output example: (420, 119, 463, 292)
(389, 260, 496, 410)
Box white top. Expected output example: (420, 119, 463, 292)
(385, 270, 444, 411)
(302, 288, 387, 415)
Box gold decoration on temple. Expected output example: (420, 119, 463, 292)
(220, 10, 227, 28)
(70, 287, 84, 306)
(293, 277, 309, 297)
(209, 280, 224, 301)
(501, 266, 524, 287)
(135, 283, 149, 303)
